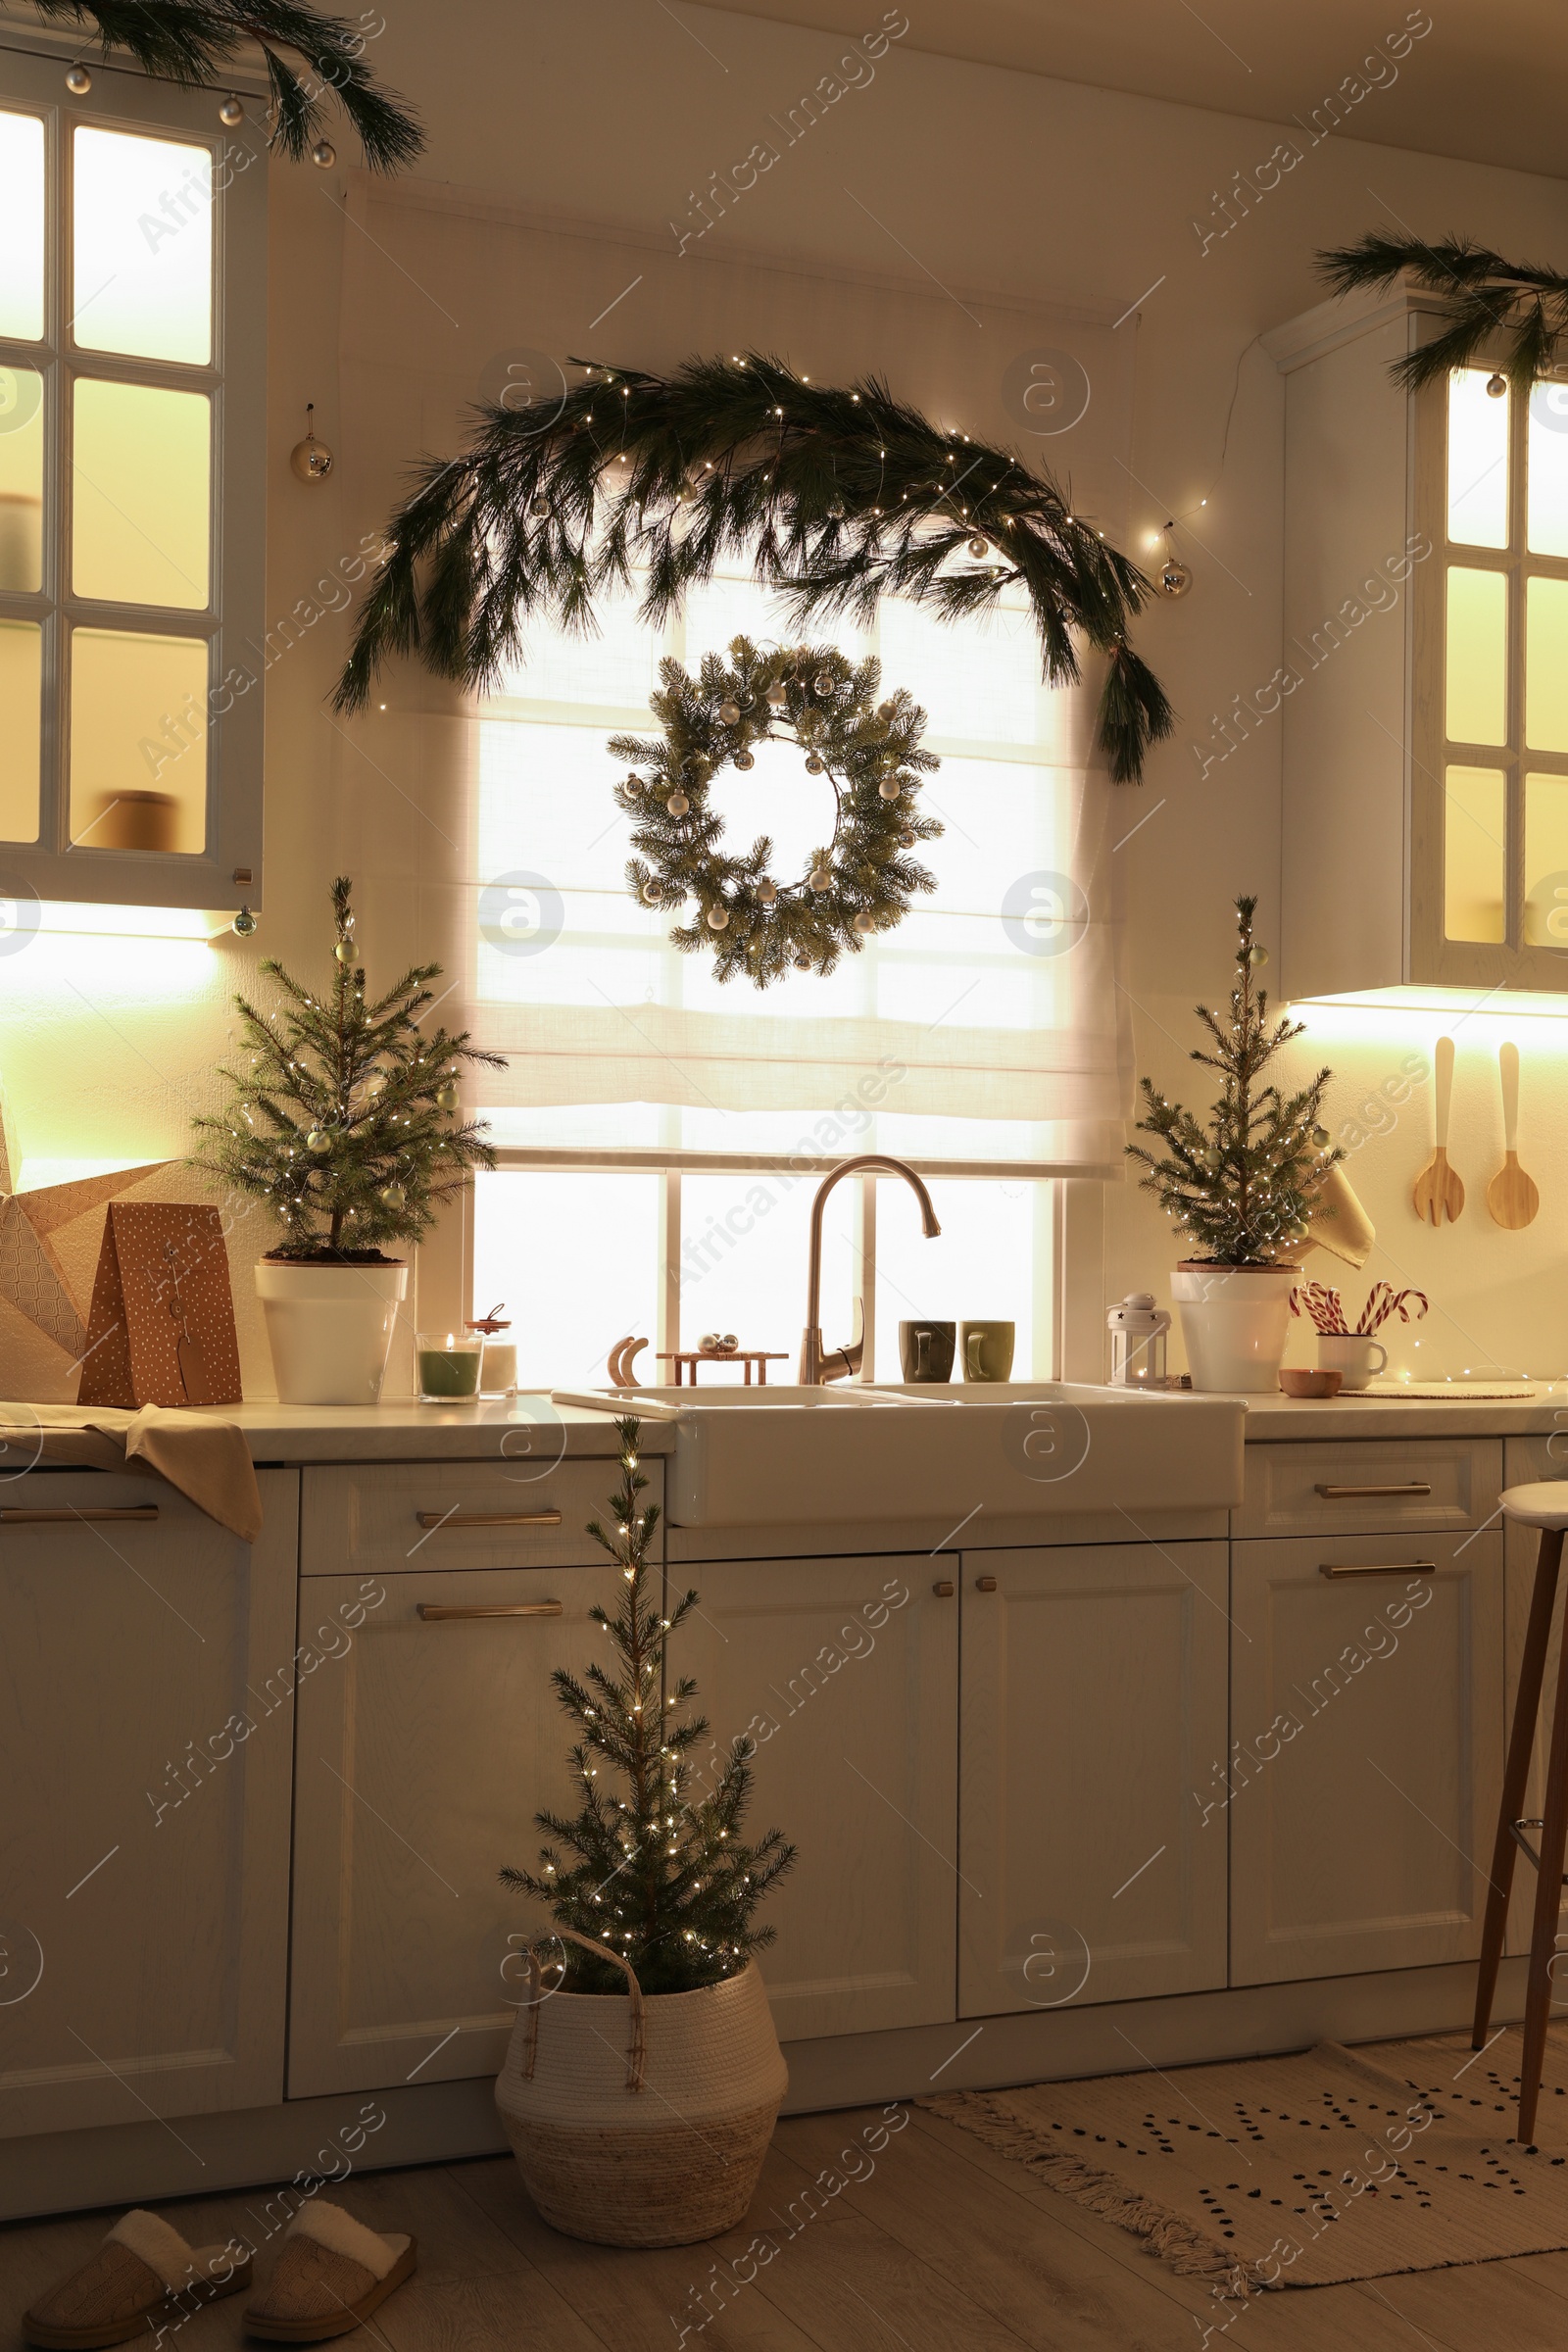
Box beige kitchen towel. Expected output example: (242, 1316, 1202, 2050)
(0, 1403, 263, 1541)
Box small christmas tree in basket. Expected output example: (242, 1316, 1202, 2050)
(1126, 896, 1342, 1392)
(494, 1420, 797, 2247)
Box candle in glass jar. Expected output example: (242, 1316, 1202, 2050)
(480, 1340, 517, 1395)
(416, 1331, 482, 1400)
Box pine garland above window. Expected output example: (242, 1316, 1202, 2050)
(334, 351, 1175, 784)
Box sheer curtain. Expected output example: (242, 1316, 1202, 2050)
(468, 566, 1129, 1173)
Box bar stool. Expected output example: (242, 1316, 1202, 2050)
(1474, 1482, 1568, 2143)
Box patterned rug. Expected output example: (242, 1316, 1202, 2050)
(925, 2026, 1568, 2293)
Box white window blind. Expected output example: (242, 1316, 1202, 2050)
(468, 566, 1129, 1173)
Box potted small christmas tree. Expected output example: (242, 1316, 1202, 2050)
(1127, 896, 1340, 1392)
(494, 1421, 796, 2247)
(192, 877, 505, 1403)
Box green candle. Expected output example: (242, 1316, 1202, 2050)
(417, 1333, 482, 1400)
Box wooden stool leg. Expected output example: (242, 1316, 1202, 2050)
(1476, 1526, 1563, 2047)
(1518, 1552, 1568, 2144)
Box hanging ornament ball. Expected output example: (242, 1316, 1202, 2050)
(809, 864, 831, 891)
(878, 776, 902, 801)
(641, 879, 662, 905)
(624, 772, 643, 795)
(529, 494, 551, 518)
(666, 789, 690, 816)
(853, 910, 876, 934)
(805, 754, 824, 774)
(757, 879, 778, 906)
(718, 700, 742, 726)
(334, 938, 356, 964)
(898, 828, 915, 847)
(967, 535, 989, 559)
(306, 1127, 331, 1154)
(1487, 371, 1507, 398)
(291, 411, 334, 483)
(707, 905, 730, 931)
(813, 669, 836, 695)
(379, 1182, 407, 1211)
(1311, 1125, 1331, 1148)
(1158, 556, 1193, 599)
(826, 498, 846, 520)
(794, 954, 812, 970)
(1248, 942, 1269, 967)
(734, 750, 755, 770)
(766, 681, 789, 711)
(219, 94, 245, 126)
(311, 139, 337, 170)
(232, 905, 259, 938)
(65, 64, 91, 93)
(436, 1080, 462, 1114)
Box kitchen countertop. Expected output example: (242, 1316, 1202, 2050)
(1228, 1387, 1568, 1439)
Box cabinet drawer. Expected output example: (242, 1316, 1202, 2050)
(302, 1457, 662, 1576)
(1235, 1439, 1499, 1538)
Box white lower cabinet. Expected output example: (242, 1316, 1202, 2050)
(0, 1471, 298, 2138)
(1228, 1532, 1503, 1984)
(956, 1542, 1230, 2018)
(287, 1566, 602, 2097)
(677, 1556, 957, 2041)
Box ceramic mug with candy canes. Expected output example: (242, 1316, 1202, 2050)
(1290, 1282, 1428, 1389)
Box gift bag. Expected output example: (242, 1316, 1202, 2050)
(76, 1203, 243, 1408)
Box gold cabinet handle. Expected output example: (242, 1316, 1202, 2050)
(0, 1505, 159, 1524)
(1318, 1561, 1439, 1581)
(1314, 1483, 1434, 1499)
(974, 1575, 999, 1592)
(932, 1580, 956, 1597)
(415, 1509, 564, 1530)
(417, 1600, 564, 1621)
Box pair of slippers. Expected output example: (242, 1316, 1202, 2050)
(23, 2201, 417, 2347)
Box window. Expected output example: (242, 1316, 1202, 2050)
(466, 564, 1118, 1379)
(1441, 364, 1568, 953)
(0, 47, 265, 910)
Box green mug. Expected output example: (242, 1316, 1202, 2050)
(961, 1320, 1015, 1382)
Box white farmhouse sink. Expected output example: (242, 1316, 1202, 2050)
(606, 1382, 1246, 1529)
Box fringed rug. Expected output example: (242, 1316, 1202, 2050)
(925, 2025, 1568, 2294)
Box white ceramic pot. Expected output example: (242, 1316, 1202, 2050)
(1170, 1262, 1295, 1394)
(254, 1259, 408, 1405)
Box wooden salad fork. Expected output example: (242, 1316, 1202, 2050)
(1487, 1041, 1540, 1229)
(1412, 1034, 1465, 1226)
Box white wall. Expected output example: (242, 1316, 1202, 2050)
(3, 1, 1567, 1396)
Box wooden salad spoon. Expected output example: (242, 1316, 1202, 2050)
(1487, 1041, 1540, 1228)
(1412, 1035, 1465, 1226)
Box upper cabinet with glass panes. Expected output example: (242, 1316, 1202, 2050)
(0, 47, 265, 912)
(1266, 279, 1568, 999)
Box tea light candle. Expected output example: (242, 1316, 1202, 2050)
(416, 1331, 482, 1401)
(480, 1340, 517, 1396)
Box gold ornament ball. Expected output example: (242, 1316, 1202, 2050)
(853, 910, 876, 934)
(967, 535, 988, 559)
(311, 139, 337, 170)
(334, 938, 356, 964)
(529, 494, 550, 517)
(766, 681, 789, 710)
(718, 700, 741, 726)
(898, 828, 914, 847)
(306, 1127, 330, 1153)
(219, 95, 245, 126)
(805, 754, 824, 774)
(878, 776, 902, 801)
(65, 64, 91, 93)
(707, 905, 730, 931)
(436, 1081, 461, 1113)
(1487, 372, 1507, 399)
(666, 790, 689, 816)
(379, 1182, 406, 1211)
(1247, 942, 1269, 967)
(291, 430, 334, 484)
(757, 879, 778, 906)
(809, 864, 831, 891)
(641, 879, 662, 905)
(734, 750, 755, 770)
(1312, 1125, 1330, 1148)
(623, 772, 643, 795)
(793, 953, 812, 970)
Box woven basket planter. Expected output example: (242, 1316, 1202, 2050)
(494, 1930, 788, 2248)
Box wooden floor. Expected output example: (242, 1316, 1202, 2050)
(13, 2102, 1568, 2350)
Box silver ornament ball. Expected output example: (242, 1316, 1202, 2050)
(219, 95, 245, 127)
(232, 905, 259, 938)
(641, 879, 662, 905)
(311, 139, 337, 170)
(734, 750, 755, 770)
(967, 535, 988, 559)
(1487, 372, 1507, 399)
(65, 64, 91, 93)
(718, 701, 742, 726)
(805, 754, 824, 774)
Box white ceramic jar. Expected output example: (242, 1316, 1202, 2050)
(254, 1259, 408, 1404)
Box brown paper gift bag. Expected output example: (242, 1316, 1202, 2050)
(76, 1203, 243, 1408)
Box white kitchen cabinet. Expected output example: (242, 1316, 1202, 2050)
(1229, 1532, 1503, 1985)
(287, 1565, 604, 2097)
(957, 1542, 1229, 2017)
(0, 1471, 297, 2138)
(678, 1556, 957, 2041)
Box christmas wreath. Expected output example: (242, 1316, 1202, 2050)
(334, 352, 1173, 783)
(611, 636, 941, 987)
